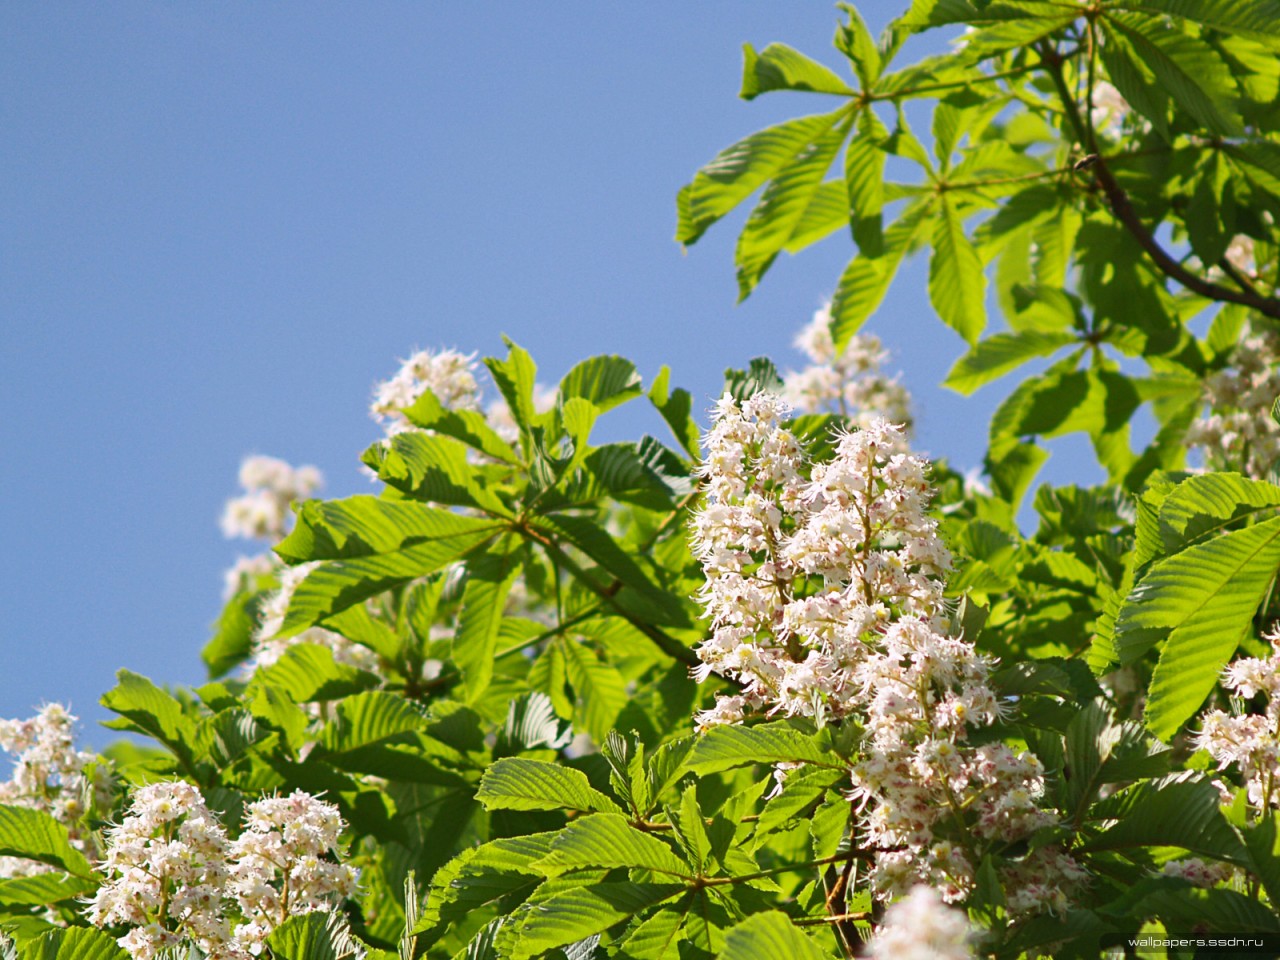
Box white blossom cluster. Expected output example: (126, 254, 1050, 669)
(868, 884, 974, 960)
(1195, 632, 1280, 811)
(690, 394, 950, 727)
(220, 455, 323, 542)
(227, 792, 361, 953)
(0, 703, 108, 879)
(250, 561, 380, 676)
(370, 347, 480, 435)
(782, 305, 912, 430)
(89, 782, 357, 960)
(690, 396, 1081, 910)
(1185, 324, 1280, 479)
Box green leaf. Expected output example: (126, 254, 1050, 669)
(1107, 12, 1243, 136)
(366, 432, 507, 513)
(783, 180, 849, 254)
(829, 201, 929, 350)
(648, 367, 700, 460)
(1119, 0, 1280, 47)
(534, 814, 692, 878)
(265, 911, 362, 960)
(274, 499, 502, 637)
(1084, 773, 1247, 863)
(475, 758, 623, 814)
(844, 110, 888, 256)
(484, 338, 540, 442)
(531, 513, 689, 627)
(507, 883, 685, 960)
(203, 587, 259, 678)
(719, 912, 827, 960)
(0, 805, 94, 877)
(453, 542, 521, 703)
(318, 691, 427, 753)
(740, 43, 854, 99)
(1155, 473, 1280, 555)
(1244, 814, 1280, 906)
(944, 330, 1075, 395)
(15, 927, 128, 960)
(415, 834, 555, 939)
(835, 6, 881, 88)
(401, 389, 520, 465)
(277, 496, 501, 564)
(615, 908, 686, 959)
(0, 871, 95, 907)
(735, 116, 849, 299)
(678, 113, 847, 246)
(929, 195, 986, 343)
(100, 669, 199, 773)
(558, 355, 644, 414)
(687, 722, 835, 775)
(561, 639, 627, 744)
(1114, 515, 1280, 737)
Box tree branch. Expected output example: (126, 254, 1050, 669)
(1037, 40, 1280, 320)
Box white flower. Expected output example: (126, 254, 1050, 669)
(370, 347, 480, 435)
(782, 305, 913, 430)
(220, 456, 323, 541)
(868, 885, 973, 959)
(1186, 325, 1280, 479)
(0, 704, 106, 879)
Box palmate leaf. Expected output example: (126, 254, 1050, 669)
(1112, 514, 1280, 738)
(740, 43, 854, 100)
(274, 498, 502, 637)
(944, 330, 1075, 395)
(1083, 772, 1247, 863)
(834, 6, 881, 89)
(317, 691, 427, 753)
(503, 882, 686, 960)
(414, 833, 556, 939)
(929, 196, 986, 343)
(829, 201, 931, 350)
(558, 355, 643, 415)
(15, 927, 128, 960)
(0, 805, 95, 878)
(452, 542, 521, 704)
(719, 912, 829, 960)
(402, 390, 519, 465)
(533, 814, 693, 878)
(1119, 0, 1280, 48)
(735, 116, 850, 299)
(1105, 12, 1243, 136)
(686, 721, 837, 775)
(365, 432, 507, 514)
(475, 758, 623, 815)
(265, 911, 363, 960)
(249, 643, 379, 703)
(100, 669, 200, 772)
(677, 112, 847, 246)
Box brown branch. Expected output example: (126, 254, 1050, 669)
(1037, 40, 1280, 321)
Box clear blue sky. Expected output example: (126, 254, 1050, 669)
(0, 3, 1100, 739)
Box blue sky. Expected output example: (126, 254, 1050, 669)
(0, 4, 1101, 739)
